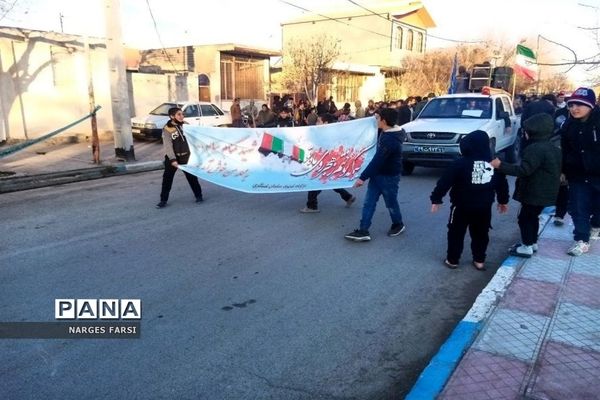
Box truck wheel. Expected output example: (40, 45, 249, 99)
(402, 161, 415, 176)
(504, 135, 521, 163)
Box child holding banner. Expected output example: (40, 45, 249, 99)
(156, 107, 204, 209)
(345, 108, 405, 242)
(300, 113, 356, 213)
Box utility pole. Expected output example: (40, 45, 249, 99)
(84, 36, 100, 164)
(59, 13, 64, 33)
(103, 0, 135, 161)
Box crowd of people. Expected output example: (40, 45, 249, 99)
(158, 86, 600, 267)
(229, 93, 438, 129)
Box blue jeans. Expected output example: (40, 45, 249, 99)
(568, 181, 600, 242)
(360, 174, 403, 231)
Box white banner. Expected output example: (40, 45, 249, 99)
(179, 117, 378, 193)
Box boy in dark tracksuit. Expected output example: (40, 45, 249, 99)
(431, 130, 509, 270)
(156, 107, 203, 209)
(491, 113, 562, 257)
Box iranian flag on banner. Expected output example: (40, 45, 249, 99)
(515, 44, 538, 80)
(259, 133, 306, 162)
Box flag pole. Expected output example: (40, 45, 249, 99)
(512, 46, 517, 98)
(535, 35, 541, 95)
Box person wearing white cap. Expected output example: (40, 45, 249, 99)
(559, 87, 600, 256)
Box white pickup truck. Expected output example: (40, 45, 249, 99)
(401, 91, 521, 175)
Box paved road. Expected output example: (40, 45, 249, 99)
(0, 168, 519, 399)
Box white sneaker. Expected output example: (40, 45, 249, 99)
(590, 227, 600, 240)
(532, 243, 538, 252)
(299, 207, 320, 213)
(567, 241, 590, 256)
(510, 244, 534, 258)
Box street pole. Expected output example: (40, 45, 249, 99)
(84, 36, 100, 164)
(103, 0, 135, 161)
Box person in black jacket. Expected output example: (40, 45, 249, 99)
(276, 107, 295, 127)
(345, 108, 405, 242)
(559, 87, 600, 256)
(521, 94, 556, 122)
(156, 107, 203, 208)
(431, 130, 509, 270)
(491, 113, 562, 257)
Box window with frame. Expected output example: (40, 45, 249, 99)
(495, 98, 505, 118)
(415, 32, 424, 53)
(200, 104, 218, 116)
(211, 104, 225, 115)
(406, 30, 414, 51)
(220, 58, 234, 100)
(325, 73, 366, 103)
(395, 26, 403, 50)
(183, 104, 200, 117)
(501, 97, 513, 116)
(220, 54, 264, 100)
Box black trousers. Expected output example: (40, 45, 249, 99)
(555, 184, 569, 219)
(306, 189, 352, 209)
(447, 205, 491, 264)
(160, 157, 202, 202)
(518, 204, 545, 245)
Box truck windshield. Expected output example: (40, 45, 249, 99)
(150, 103, 183, 116)
(418, 98, 492, 119)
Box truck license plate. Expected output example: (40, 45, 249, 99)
(414, 146, 444, 153)
(132, 128, 141, 133)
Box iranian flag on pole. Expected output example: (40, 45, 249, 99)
(515, 44, 538, 80)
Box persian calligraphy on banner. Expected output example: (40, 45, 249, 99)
(178, 117, 378, 193)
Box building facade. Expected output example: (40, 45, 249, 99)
(0, 26, 279, 142)
(281, 0, 435, 104)
(0, 27, 115, 142)
(128, 44, 279, 113)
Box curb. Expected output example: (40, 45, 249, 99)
(405, 210, 553, 400)
(0, 160, 163, 194)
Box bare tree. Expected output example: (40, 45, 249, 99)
(397, 45, 491, 96)
(282, 34, 340, 104)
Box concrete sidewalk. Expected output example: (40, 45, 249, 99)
(409, 214, 600, 399)
(0, 138, 165, 192)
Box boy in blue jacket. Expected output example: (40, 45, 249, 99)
(431, 130, 509, 270)
(345, 108, 405, 242)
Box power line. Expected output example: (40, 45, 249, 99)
(537, 35, 579, 73)
(278, 0, 391, 40)
(427, 33, 484, 44)
(345, 0, 385, 19)
(344, 0, 485, 44)
(144, 0, 179, 73)
(0, 0, 19, 22)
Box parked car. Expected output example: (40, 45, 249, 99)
(131, 101, 232, 140)
(401, 90, 521, 175)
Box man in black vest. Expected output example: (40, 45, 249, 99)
(156, 107, 203, 208)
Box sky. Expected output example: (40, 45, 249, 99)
(1, 0, 598, 85)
